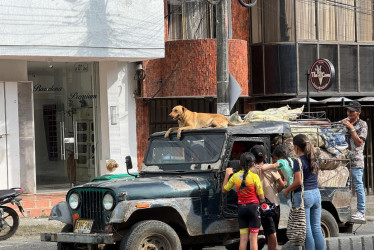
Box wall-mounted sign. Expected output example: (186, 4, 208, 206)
(75, 63, 89, 72)
(33, 84, 63, 92)
(310, 59, 335, 91)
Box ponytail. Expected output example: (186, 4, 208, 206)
(239, 152, 256, 190)
(293, 134, 318, 174)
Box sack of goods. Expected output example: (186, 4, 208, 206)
(271, 122, 351, 188)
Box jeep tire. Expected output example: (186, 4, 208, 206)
(321, 209, 339, 238)
(120, 220, 182, 250)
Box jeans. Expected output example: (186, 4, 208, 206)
(294, 189, 325, 250)
(351, 168, 366, 213)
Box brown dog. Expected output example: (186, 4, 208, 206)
(164, 105, 248, 139)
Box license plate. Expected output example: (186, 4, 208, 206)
(74, 219, 94, 233)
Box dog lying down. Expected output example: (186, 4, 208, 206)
(164, 105, 248, 139)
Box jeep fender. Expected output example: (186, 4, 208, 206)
(49, 201, 73, 225)
(110, 198, 202, 236)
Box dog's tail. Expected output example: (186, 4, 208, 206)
(228, 121, 249, 126)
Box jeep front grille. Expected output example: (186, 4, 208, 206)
(80, 190, 106, 231)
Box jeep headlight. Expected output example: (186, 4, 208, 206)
(69, 192, 80, 210)
(103, 193, 114, 210)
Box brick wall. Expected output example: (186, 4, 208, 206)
(142, 39, 248, 98)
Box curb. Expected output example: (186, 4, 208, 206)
(281, 235, 374, 250)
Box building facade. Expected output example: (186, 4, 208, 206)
(0, 0, 165, 193)
(139, 0, 374, 193)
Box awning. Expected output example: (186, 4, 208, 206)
(287, 97, 319, 103)
(356, 97, 374, 102)
(319, 97, 352, 103)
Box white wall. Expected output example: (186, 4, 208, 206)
(0, 0, 164, 60)
(98, 61, 138, 175)
(0, 60, 27, 81)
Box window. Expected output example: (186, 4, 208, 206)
(144, 133, 225, 165)
(319, 44, 339, 92)
(167, 0, 215, 40)
(340, 45, 358, 92)
(264, 44, 296, 94)
(299, 44, 317, 92)
(251, 45, 264, 95)
(357, 0, 374, 42)
(360, 46, 374, 91)
(296, 0, 316, 40)
(251, 1, 263, 44)
(318, 0, 355, 41)
(263, 0, 295, 42)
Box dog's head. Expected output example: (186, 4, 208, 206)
(169, 105, 185, 120)
(106, 159, 119, 172)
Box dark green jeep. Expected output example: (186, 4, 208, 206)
(41, 121, 353, 250)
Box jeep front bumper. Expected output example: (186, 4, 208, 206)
(40, 232, 115, 245)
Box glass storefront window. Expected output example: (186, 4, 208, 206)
(29, 62, 97, 191)
(360, 46, 374, 91)
(264, 44, 296, 94)
(340, 45, 358, 92)
(299, 44, 317, 92)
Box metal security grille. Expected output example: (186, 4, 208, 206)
(80, 190, 105, 231)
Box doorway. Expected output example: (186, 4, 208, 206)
(29, 62, 98, 191)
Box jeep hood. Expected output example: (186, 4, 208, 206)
(74, 175, 210, 200)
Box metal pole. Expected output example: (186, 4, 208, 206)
(216, 0, 230, 116)
(306, 70, 310, 113)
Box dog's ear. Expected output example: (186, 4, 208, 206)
(182, 106, 185, 112)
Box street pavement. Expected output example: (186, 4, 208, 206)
(1, 195, 374, 249)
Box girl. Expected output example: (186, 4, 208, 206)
(222, 152, 265, 250)
(284, 134, 325, 250)
(261, 144, 294, 186)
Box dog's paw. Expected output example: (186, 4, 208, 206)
(177, 132, 182, 140)
(164, 132, 169, 138)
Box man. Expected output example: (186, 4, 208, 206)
(342, 101, 368, 222)
(250, 145, 285, 250)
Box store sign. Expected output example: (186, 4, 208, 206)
(310, 59, 335, 91)
(33, 84, 63, 92)
(70, 92, 97, 100)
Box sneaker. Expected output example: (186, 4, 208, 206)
(351, 211, 365, 221)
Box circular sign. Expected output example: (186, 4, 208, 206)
(310, 59, 335, 91)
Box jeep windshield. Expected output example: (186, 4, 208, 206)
(144, 133, 225, 168)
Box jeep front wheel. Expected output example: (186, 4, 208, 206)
(321, 209, 339, 238)
(120, 220, 182, 250)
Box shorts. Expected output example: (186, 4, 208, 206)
(238, 203, 261, 234)
(261, 205, 280, 235)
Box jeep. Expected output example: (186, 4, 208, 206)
(41, 121, 353, 249)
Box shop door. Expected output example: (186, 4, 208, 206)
(30, 62, 97, 190)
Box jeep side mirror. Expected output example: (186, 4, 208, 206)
(125, 156, 133, 169)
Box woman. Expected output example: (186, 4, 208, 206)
(284, 134, 325, 250)
(222, 152, 265, 250)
